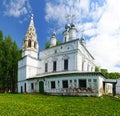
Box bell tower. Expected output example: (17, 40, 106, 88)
(22, 14, 39, 59)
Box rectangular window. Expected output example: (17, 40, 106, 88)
(64, 59, 68, 70)
(74, 80, 76, 83)
(79, 79, 86, 88)
(53, 61, 57, 72)
(88, 79, 91, 82)
(62, 80, 68, 88)
(45, 63, 48, 72)
(93, 79, 97, 82)
(51, 81, 55, 89)
(31, 83, 34, 90)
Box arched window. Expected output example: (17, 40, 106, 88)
(34, 42, 36, 49)
(65, 37, 66, 42)
(87, 64, 89, 71)
(82, 61, 84, 71)
(29, 28, 32, 31)
(28, 39, 31, 47)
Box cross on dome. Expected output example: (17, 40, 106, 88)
(71, 14, 75, 23)
(81, 29, 85, 37)
(66, 14, 71, 23)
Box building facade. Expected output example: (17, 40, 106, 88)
(18, 15, 116, 96)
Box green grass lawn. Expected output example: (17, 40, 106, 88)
(0, 94, 120, 116)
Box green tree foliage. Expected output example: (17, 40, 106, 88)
(0, 30, 3, 41)
(95, 65, 120, 79)
(101, 69, 120, 79)
(56, 40, 61, 45)
(0, 30, 21, 93)
(95, 66, 100, 72)
(45, 42, 50, 49)
(108, 72, 120, 79)
(100, 69, 109, 77)
(45, 40, 61, 49)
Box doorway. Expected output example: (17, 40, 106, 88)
(39, 81, 44, 93)
(24, 83, 26, 93)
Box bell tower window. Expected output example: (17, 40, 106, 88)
(28, 39, 31, 47)
(34, 42, 37, 49)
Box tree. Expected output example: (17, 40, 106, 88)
(95, 66, 100, 72)
(100, 69, 108, 77)
(45, 42, 50, 49)
(0, 30, 3, 41)
(0, 30, 21, 93)
(45, 40, 61, 49)
(10, 41, 21, 92)
(108, 72, 120, 79)
(0, 31, 4, 92)
(56, 40, 61, 45)
(95, 65, 120, 79)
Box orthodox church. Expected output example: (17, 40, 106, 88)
(18, 15, 117, 96)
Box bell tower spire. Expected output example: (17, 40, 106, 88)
(22, 14, 39, 59)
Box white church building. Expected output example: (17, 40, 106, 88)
(18, 15, 117, 96)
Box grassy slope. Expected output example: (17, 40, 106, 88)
(0, 94, 120, 116)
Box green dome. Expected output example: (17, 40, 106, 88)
(52, 31, 56, 36)
(71, 23, 75, 28)
(65, 24, 70, 29)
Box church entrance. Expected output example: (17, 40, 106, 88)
(24, 83, 26, 93)
(39, 81, 44, 93)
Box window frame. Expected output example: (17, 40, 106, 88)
(93, 79, 97, 82)
(28, 39, 31, 47)
(51, 81, 56, 89)
(53, 61, 57, 72)
(79, 79, 86, 88)
(31, 83, 34, 90)
(64, 59, 68, 70)
(62, 80, 68, 88)
(45, 63, 48, 72)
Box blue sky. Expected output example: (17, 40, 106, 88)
(0, 1, 48, 49)
(0, 0, 120, 72)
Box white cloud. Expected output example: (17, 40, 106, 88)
(3, 0, 32, 17)
(45, 0, 120, 72)
(87, 0, 120, 72)
(87, 34, 120, 72)
(45, 0, 90, 25)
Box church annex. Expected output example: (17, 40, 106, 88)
(18, 15, 116, 96)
